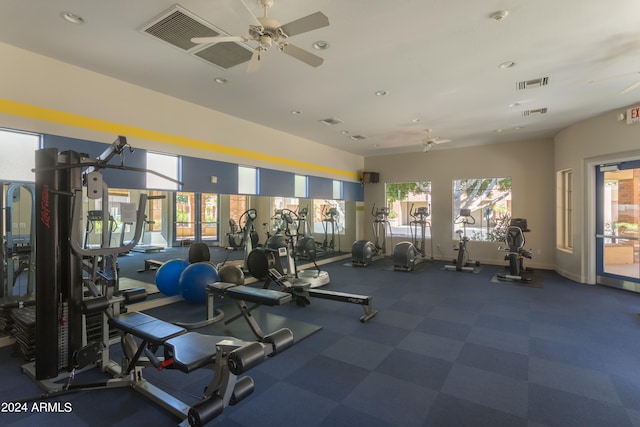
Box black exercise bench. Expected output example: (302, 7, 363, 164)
(108, 311, 294, 425)
(206, 282, 293, 342)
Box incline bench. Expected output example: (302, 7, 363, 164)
(204, 282, 293, 342)
(109, 311, 293, 426)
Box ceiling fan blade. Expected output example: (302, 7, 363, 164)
(279, 11, 329, 37)
(191, 36, 246, 44)
(247, 49, 263, 73)
(281, 43, 324, 67)
(236, 0, 262, 27)
(619, 79, 640, 95)
(588, 71, 640, 84)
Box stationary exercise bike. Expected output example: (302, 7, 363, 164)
(226, 210, 259, 251)
(497, 218, 533, 282)
(352, 204, 393, 267)
(444, 208, 480, 272)
(393, 204, 433, 271)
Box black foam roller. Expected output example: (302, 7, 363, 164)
(263, 328, 294, 354)
(227, 342, 265, 375)
(82, 297, 109, 314)
(123, 288, 147, 304)
(187, 396, 224, 427)
(230, 376, 255, 405)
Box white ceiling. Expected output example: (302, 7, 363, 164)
(1, 0, 640, 156)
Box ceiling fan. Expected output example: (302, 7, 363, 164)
(421, 129, 451, 152)
(191, 0, 329, 73)
(588, 71, 640, 94)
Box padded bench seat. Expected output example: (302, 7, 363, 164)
(165, 332, 242, 373)
(226, 285, 292, 306)
(209, 282, 292, 306)
(109, 311, 186, 343)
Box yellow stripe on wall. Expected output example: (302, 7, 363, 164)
(0, 98, 360, 180)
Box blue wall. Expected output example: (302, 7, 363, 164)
(181, 156, 238, 194)
(41, 133, 363, 201)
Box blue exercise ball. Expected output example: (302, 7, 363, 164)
(179, 262, 220, 304)
(155, 259, 189, 296)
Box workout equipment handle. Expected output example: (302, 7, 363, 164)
(69, 190, 148, 257)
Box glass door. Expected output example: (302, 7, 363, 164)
(174, 192, 218, 244)
(200, 193, 218, 242)
(596, 161, 640, 291)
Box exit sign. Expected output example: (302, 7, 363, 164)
(627, 106, 640, 124)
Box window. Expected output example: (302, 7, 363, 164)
(238, 166, 258, 195)
(313, 199, 345, 235)
(557, 169, 573, 250)
(229, 194, 249, 224)
(295, 175, 308, 198)
(385, 182, 432, 237)
(332, 180, 343, 200)
(452, 177, 512, 241)
(0, 128, 40, 182)
(146, 152, 179, 190)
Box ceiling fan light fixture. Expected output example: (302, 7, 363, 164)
(61, 11, 85, 25)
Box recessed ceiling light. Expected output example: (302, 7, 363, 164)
(350, 135, 367, 141)
(412, 118, 421, 123)
(490, 10, 509, 21)
(495, 129, 503, 133)
(214, 77, 228, 84)
(374, 90, 388, 96)
(290, 110, 302, 115)
(508, 102, 521, 108)
(312, 40, 329, 50)
(499, 61, 516, 69)
(61, 12, 85, 24)
(319, 117, 344, 126)
(341, 130, 349, 134)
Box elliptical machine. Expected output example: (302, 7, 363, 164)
(236, 208, 258, 272)
(352, 204, 393, 267)
(320, 205, 339, 254)
(393, 204, 433, 271)
(444, 208, 479, 272)
(497, 218, 533, 282)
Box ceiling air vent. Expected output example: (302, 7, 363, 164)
(349, 135, 367, 141)
(521, 107, 548, 117)
(319, 117, 344, 126)
(194, 44, 253, 69)
(516, 77, 550, 91)
(140, 5, 252, 69)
